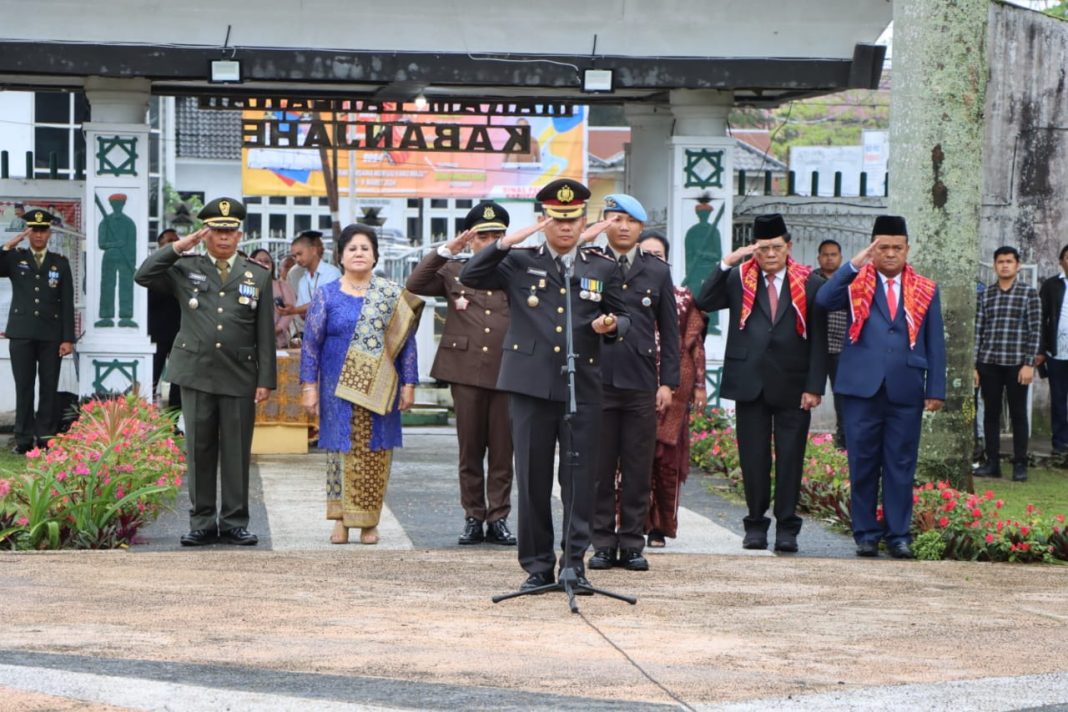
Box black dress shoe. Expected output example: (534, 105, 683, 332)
(588, 548, 617, 569)
(887, 542, 914, 559)
(484, 519, 516, 545)
(180, 528, 218, 546)
(574, 573, 594, 596)
(619, 549, 649, 571)
(855, 541, 879, 557)
(458, 517, 484, 545)
(35, 438, 52, 451)
(219, 527, 258, 546)
(774, 537, 799, 553)
(973, 461, 1002, 478)
(1012, 462, 1028, 482)
(520, 571, 554, 592)
(742, 533, 768, 550)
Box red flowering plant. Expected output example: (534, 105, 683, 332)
(689, 407, 740, 478)
(0, 395, 184, 550)
(798, 433, 852, 530)
(912, 483, 1067, 563)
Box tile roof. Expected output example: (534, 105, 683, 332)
(176, 97, 242, 160)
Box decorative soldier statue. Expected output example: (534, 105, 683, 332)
(683, 195, 724, 334)
(96, 192, 138, 328)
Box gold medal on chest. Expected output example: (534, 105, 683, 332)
(188, 289, 199, 310)
(527, 294, 540, 308)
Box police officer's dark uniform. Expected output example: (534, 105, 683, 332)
(135, 198, 276, 546)
(461, 179, 630, 591)
(589, 194, 680, 572)
(406, 202, 516, 546)
(0, 209, 75, 453)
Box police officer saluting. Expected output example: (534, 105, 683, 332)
(584, 194, 680, 572)
(135, 197, 276, 546)
(406, 201, 517, 546)
(460, 179, 630, 593)
(1, 209, 75, 453)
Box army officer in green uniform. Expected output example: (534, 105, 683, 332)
(135, 197, 276, 546)
(0, 209, 75, 454)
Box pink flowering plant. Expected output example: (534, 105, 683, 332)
(690, 411, 1068, 563)
(0, 395, 184, 550)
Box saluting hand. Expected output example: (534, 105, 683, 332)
(851, 238, 882, 269)
(579, 214, 619, 244)
(445, 229, 477, 255)
(172, 228, 208, 254)
(500, 215, 551, 248)
(3, 229, 30, 250)
(723, 243, 758, 268)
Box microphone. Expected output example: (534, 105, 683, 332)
(560, 253, 575, 277)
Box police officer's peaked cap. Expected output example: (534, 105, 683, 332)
(463, 201, 510, 232)
(603, 193, 647, 222)
(25, 209, 54, 228)
(536, 179, 590, 219)
(199, 197, 246, 229)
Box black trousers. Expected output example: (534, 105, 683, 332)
(508, 392, 600, 576)
(1048, 358, 1068, 451)
(735, 396, 811, 537)
(181, 386, 256, 532)
(977, 362, 1029, 464)
(9, 337, 62, 448)
(592, 385, 656, 552)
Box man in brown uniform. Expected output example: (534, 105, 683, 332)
(406, 202, 516, 546)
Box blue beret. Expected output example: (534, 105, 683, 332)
(603, 193, 647, 222)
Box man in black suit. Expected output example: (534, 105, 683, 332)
(696, 214, 827, 552)
(0, 209, 75, 453)
(461, 179, 630, 593)
(586, 193, 679, 572)
(1038, 244, 1068, 454)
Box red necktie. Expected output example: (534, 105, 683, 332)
(766, 273, 778, 316)
(886, 278, 897, 320)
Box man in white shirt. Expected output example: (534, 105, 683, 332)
(279, 230, 341, 319)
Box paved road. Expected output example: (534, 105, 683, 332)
(133, 425, 856, 560)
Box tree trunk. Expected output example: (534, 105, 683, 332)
(889, 0, 989, 487)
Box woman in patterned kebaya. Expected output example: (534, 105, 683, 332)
(300, 224, 421, 545)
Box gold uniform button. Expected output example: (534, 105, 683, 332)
(34, 286, 39, 292)
(34, 298, 39, 304)
(589, 358, 595, 364)
(217, 307, 224, 313)
(215, 342, 222, 348)
(484, 327, 491, 334)
(557, 307, 564, 314)
(451, 341, 457, 347)
(33, 310, 39, 316)
(553, 346, 561, 353)
(559, 288, 566, 295)
(513, 344, 519, 350)
(219, 291, 225, 297)
(217, 324, 224, 331)
(484, 309, 491, 315)
(623, 284, 629, 290)
(486, 290, 493, 296)
(555, 326, 562, 333)
(482, 346, 489, 352)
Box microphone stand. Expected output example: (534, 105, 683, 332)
(493, 252, 637, 612)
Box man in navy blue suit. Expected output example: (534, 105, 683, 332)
(815, 215, 946, 559)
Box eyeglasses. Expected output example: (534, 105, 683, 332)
(754, 243, 788, 254)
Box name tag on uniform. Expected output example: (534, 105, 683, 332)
(526, 268, 548, 278)
(188, 272, 207, 284)
(16, 260, 30, 271)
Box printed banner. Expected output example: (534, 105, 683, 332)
(242, 105, 587, 199)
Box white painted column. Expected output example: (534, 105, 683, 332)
(668, 89, 734, 405)
(623, 103, 673, 231)
(78, 77, 156, 398)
